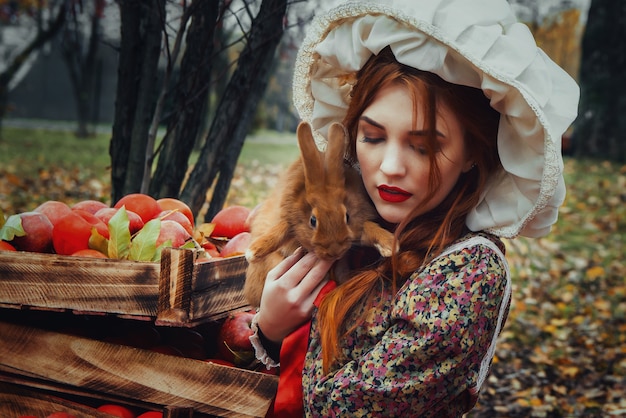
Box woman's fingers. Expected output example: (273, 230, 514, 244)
(296, 256, 333, 298)
(267, 247, 305, 281)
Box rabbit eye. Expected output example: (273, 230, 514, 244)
(309, 215, 317, 229)
(346, 212, 350, 224)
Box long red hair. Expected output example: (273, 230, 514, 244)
(317, 47, 502, 373)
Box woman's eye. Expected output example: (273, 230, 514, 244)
(409, 143, 428, 155)
(360, 136, 383, 144)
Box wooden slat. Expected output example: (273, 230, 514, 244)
(157, 249, 249, 327)
(0, 249, 250, 326)
(0, 381, 116, 417)
(0, 251, 160, 316)
(0, 321, 277, 418)
(0, 371, 162, 412)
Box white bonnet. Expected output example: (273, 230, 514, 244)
(292, 0, 580, 238)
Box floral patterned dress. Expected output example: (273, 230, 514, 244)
(301, 233, 511, 417)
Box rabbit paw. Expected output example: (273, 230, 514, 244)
(245, 248, 257, 262)
(375, 242, 394, 258)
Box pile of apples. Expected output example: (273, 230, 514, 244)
(0, 193, 252, 262)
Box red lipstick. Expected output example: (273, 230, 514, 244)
(378, 185, 412, 203)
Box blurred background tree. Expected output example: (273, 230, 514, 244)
(0, 0, 66, 138)
(570, 0, 626, 162)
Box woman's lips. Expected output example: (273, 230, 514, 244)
(377, 185, 412, 203)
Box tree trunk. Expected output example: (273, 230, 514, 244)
(110, 0, 164, 204)
(180, 0, 288, 219)
(571, 0, 626, 162)
(60, 1, 101, 138)
(149, 1, 219, 199)
(0, 2, 66, 139)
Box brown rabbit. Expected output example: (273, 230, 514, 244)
(243, 121, 395, 307)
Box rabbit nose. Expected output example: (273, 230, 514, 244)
(316, 241, 350, 260)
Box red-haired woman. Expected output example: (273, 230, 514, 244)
(250, 1, 579, 416)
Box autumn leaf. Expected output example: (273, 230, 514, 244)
(0, 214, 25, 241)
(129, 218, 160, 262)
(88, 228, 109, 256)
(107, 206, 131, 259)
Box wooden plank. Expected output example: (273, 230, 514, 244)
(0, 382, 116, 418)
(0, 249, 250, 326)
(0, 371, 163, 413)
(0, 251, 160, 317)
(0, 321, 278, 418)
(157, 250, 249, 327)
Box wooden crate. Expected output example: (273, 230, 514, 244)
(0, 320, 278, 418)
(0, 248, 249, 327)
(0, 381, 120, 418)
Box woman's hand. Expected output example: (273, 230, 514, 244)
(256, 247, 333, 343)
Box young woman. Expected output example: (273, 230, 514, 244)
(250, 0, 579, 416)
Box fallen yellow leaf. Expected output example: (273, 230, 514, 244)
(586, 266, 605, 280)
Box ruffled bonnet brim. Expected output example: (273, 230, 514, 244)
(292, 0, 580, 238)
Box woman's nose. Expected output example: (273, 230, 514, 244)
(380, 143, 407, 177)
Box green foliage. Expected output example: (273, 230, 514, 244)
(0, 126, 299, 214)
(106, 206, 131, 259)
(0, 213, 25, 241)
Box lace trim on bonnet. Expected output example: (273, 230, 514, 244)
(292, 0, 580, 239)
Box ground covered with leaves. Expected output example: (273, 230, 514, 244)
(1, 147, 624, 416)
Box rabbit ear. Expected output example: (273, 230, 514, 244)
(325, 122, 348, 184)
(297, 122, 324, 192)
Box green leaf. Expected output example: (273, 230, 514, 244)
(129, 218, 160, 262)
(153, 239, 172, 262)
(108, 206, 131, 259)
(89, 227, 109, 256)
(0, 214, 26, 241)
(180, 239, 198, 250)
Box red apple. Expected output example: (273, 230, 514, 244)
(217, 309, 256, 366)
(33, 200, 72, 227)
(158, 210, 193, 235)
(95, 207, 145, 234)
(114, 193, 162, 224)
(0, 241, 17, 251)
(155, 220, 192, 248)
(96, 404, 136, 418)
(9, 211, 54, 253)
(71, 199, 108, 214)
(210, 205, 251, 239)
(136, 412, 163, 418)
(71, 248, 107, 258)
(157, 197, 194, 227)
(52, 209, 109, 255)
(219, 231, 251, 258)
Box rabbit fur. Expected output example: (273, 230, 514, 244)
(243, 121, 395, 307)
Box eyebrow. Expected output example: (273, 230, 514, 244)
(359, 116, 446, 138)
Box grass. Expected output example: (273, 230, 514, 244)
(0, 126, 299, 213)
(0, 127, 111, 179)
(0, 126, 299, 176)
